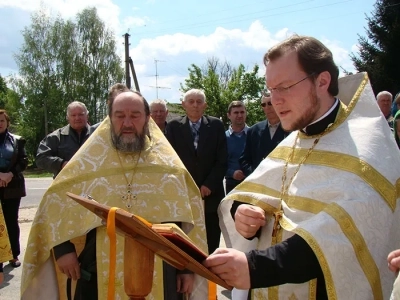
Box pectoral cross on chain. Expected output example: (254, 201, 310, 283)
(272, 210, 283, 237)
(122, 184, 138, 208)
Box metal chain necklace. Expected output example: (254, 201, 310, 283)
(116, 150, 141, 209)
(272, 130, 326, 237)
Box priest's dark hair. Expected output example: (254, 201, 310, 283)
(264, 35, 339, 97)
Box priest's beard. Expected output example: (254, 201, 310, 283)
(288, 86, 320, 131)
(110, 122, 149, 153)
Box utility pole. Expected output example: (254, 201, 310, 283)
(129, 58, 140, 92)
(123, 33, 140, 91)
(123, 33, 131, 89)
(149, 59, 170, 99)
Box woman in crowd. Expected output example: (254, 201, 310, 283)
(0, 109, 28, 273)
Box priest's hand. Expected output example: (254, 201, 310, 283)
(56, 252, 81, 280)
(177, 273, 194, 294)
(388, 249, 400, 274)
(200, 185, 211, 198)
(235, 204, 266, 238)
(233, 170, 245, 181)
(203, 248, 250, 289)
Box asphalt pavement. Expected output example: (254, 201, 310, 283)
(0, 177, 232, 299)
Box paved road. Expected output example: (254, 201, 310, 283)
(0, 177, 232, 299)
(20, 177, 52, 208)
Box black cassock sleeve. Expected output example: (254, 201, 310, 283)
(246, 234, 328, 299)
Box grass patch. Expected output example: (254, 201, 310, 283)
(23, 169, 53, 178)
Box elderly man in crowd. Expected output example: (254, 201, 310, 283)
(36, 101, 94, 178)
(166, 89, 227, 255)
(150, 99, 169, 134)
(377, 90, 394, 128)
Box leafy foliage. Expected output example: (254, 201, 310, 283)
(0, 76, 27, 150)
(180, 57, 265, 127)
(12, 6, 124, 162)
(350, 0, 400, 95)
(167, 103, 185, 115)
(0, 76, 7, 107)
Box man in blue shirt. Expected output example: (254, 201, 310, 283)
(225, 101, 248, 194)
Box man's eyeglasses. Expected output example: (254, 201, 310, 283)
(266, 73, 315, 96)
(261, 101, 272, 107)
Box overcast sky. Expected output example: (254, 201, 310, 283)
(0, 0, 376, 103)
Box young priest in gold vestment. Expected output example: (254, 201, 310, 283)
(205, 35, 400, 300)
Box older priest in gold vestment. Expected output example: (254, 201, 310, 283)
(21, 89, 209, 299)
(204, 35, 400, 300)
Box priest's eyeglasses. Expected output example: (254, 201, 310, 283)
(266, 73, 315, 96)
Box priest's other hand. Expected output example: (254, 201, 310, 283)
(203, 248, 250, 289)
(56, 252, 81, 280)
(235, 204, 266, 238)
(177, 273, 194, 294)
(388, 249, 400, 274)
(233, 170, 245, 181)
(200, 185, 211, 198)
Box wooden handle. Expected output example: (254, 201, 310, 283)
(124, 237, 155, 298)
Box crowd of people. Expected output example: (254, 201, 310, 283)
(0, 34, 399, 299)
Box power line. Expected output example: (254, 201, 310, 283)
(153, 1, 272, 24)
(142, 0, 315, 29)
(149, 59, 170, 99)
(163, 63, 188, 77)
(134, 0, 350, 37)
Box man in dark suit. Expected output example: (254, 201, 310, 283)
(239, 92, 288, 176)
(166, 89, 227, 254)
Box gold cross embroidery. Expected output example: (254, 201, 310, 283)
(288, 292, 298, 300)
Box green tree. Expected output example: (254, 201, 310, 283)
(13, 6, 124, 162)
(14, 9, 69, 161)
(0, 75, 8, 109)
(180, 58, 265, 127)
(350, 0, 400, 95)
(74, 8, 124, 123)
(0, 76, 26, 147)
(0, 75, 24, 130)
